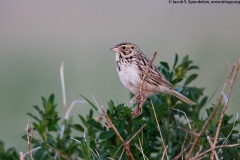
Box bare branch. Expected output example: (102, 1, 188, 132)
(24, 120, 34, 160)
(211, 60, 240, 160)
(139, 51, 157, 95)
(186, 60, 239, 160)
(192, 143, 240, 160)
(176, 127, 198, 137)
(131, 52, 158, 116)
(127, 125, 146, 145)
(20, 146, 42, 160)
(161, 145, 169, 160)
(207, 136, 219, 160)
(218, 110, 239, 154)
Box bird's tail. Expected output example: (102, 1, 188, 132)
(168, 90, 196, 106)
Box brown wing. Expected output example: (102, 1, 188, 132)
(135, 53, 173, 89)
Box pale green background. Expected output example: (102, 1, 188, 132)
(0, 1, 239, 152)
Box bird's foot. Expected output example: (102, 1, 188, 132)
(132, 108, 141, 117)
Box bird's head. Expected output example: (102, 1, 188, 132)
(110, 42, 140, 58)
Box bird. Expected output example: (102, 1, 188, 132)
(110, 42, 195, 116)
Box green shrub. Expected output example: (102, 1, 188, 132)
(1, 54, 239, 160)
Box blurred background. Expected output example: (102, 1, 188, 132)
(0, 1, 239, 152)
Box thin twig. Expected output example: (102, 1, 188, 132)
(135, 144, 148, 160)
(20, 152, 24, 160)
(186, 61, 238, 160)
(133, 52, 157, 116)
(101, 108, 136, 160)
(46, 143, 71, 160)
(150, 99, 169, 160)
(187, 92, 222, 159)
(64, 100, 86, 120)
(161, 145, 168, 160)
(172, 108, 192, 130)
(24, 120, 34, 160)
(176, 127, 198, 137)
(173, 135, 193, 160)
(139, 51, 157, 95)
(28, 127, 33, 160)
(119, 148, 125, 160)
(194, 146, 202, 160)
(172, 108, 192, 160)
(221, 64, 235, 96)
(211, 60, 240, 160)
(218, 110, 239, 154)
(20, 146, 42, 160)
(100, 107, 146, 160)
(192, 143, 240, 160)
(101, 108, 126, 144)
(92, 94, 103, 115)
(207, 136, 219, 160)
(137, 138, 148, 160)
(126, 125, 146, 144)
(60, 100, 86, 140)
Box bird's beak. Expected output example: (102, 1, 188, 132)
(110, 47, 119, 52)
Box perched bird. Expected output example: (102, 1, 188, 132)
(110, 42, 195, 116)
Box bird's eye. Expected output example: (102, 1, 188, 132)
(122, 46, 126, 50)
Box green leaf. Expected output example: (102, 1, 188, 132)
(199, 96, 208, 107)
(112, 144, 123, 159)
(115, 120, 125, 134)
(184, 74, 198, 85)
(79, 137, 91, 160)
(72, 124, 85, 132)
(187, 65, 199, 70)
(108, 100, 115, 114)
(161, 68, 168, 78)
(79, 115, 87, 127)
(47, 118, 60, 131)
(80, 94, 98, 111)
(87, 119, 103, 130)
(160, 62, 170, 70)
(89, 109, 93, 119)
(27, 113, 40, 122)
(33, 105, 41, 112)
(173, 53, 178, 69)
(48, 94, 55, 103)
(99, 130, 115, 140)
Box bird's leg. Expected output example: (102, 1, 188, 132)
(132, 94, 147, 117)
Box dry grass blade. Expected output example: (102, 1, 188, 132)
(60, 62, 67, 113)
(136, 138, 148, 160)
(150, 99, 169, 160)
